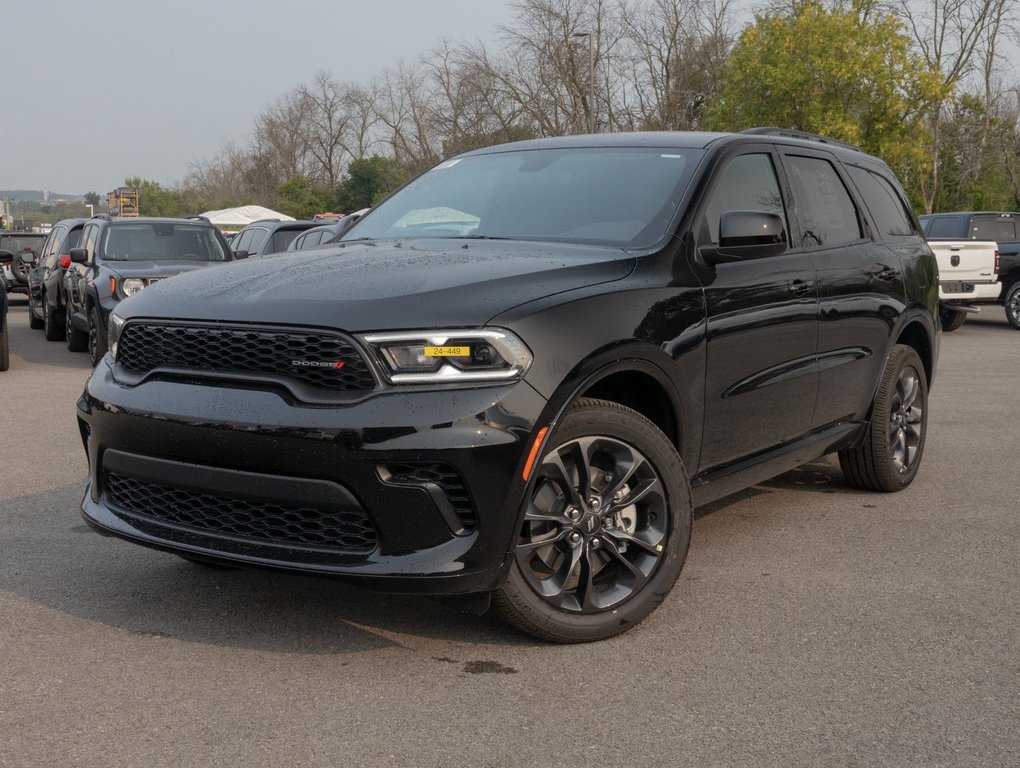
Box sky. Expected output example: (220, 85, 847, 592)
(4, 0, 1018, 196)
(2, 0, 520, 194)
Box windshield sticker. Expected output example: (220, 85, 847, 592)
(433, 159, 462, 170)
(660, 154, 686, 159)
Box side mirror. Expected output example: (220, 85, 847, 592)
(69, 248, 89, 265)
(700, 211, 788, 265)
(18, 251, 35, 265)
(233, 250, 249, 260)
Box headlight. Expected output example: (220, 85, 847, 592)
(121, 278, 145, 297)
(361, 329, 532, 384)
(108, 311, 126, 358)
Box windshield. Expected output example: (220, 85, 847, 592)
(345, 147, 702, 248)
(102, 223, 230, 261)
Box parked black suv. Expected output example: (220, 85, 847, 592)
(26, 218, 85, 340)
(64, 215, 234, 365)
(230, 219, 320, 257)
(0, 282, 9, 371)
(77, 130, 939, 642)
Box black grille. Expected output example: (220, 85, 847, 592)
(106, 473, 378, 553)
(116, 323, 375, 393)
(385, 463, 477, 533)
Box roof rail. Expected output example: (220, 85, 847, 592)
(90, 213, 113, 221)
(185, 215, 211, 223)
(740, 127, 862, 152)
(250, 218, 281, 224)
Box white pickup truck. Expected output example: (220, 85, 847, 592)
(928, 239, 1000, 331)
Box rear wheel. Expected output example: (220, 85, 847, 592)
(494, 398, 691, 643)
(65, 307, 87, 352)
(839, 345, 928, 492)
(1004, 283, 1020, 330)
(27, 290, 43, 329)
(938, 305, 966, 332)
(43, 294, 65, 341)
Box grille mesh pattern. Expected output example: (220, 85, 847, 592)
(116, 323, 375, 392)
(385, 463, 477, 532)
(106, 473, 378, 553)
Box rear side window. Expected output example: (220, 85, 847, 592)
(702, 153, 788, 245)
(927, 216, 963, 238)
(270, 229, 304, 253)
(846, 167, 916, 237)
(42, 226, 66, 259)
(970, 216, 1016, 242)
(247, 228, 269, 254)
(785, 155, 862, 247)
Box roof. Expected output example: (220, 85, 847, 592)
(200, 205, 296, 227)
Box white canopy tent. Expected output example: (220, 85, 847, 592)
(199, 205, 295, 228)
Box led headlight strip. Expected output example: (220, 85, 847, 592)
(360, 329, 533, 384)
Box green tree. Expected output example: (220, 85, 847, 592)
(704, 1, 945, 203)
(275, 175, 329, 220)
(123, 177, 186, 217)
(83, 191, 100, 206)
(331, 156, 410, 213)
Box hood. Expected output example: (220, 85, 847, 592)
(116, 240, 635, 331)
(105, 260, 225, 279)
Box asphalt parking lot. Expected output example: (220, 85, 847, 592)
(1, 294, 1017, 768)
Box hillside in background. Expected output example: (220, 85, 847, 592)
(1, 189, 84, 202)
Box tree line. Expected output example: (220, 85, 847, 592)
(129, 0, 1019, 220)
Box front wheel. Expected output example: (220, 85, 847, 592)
(1004, 283, 1020, 330)
(65, 307, 87, 352)
(43, 294, 65, 341)
(493, 398, 692, 643)
(839, 345, 928, 492)
(87, 305, 107, 366)
(938, 305, 967, 332)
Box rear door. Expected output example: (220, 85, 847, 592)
(778, 150, 906, 429)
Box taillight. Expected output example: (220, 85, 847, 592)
(995, 250, 1001, 275)
(58, 254, 71, 269)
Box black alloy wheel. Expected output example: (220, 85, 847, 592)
(27, 290, 43, 329)
(839, 345, 928, 492)
(43, 295, 65, 341)
(1005, 283, 1020, 330)
(88, 305, 108, 366)
(65, 306, 87, 352)
(494, 398, 691, 643)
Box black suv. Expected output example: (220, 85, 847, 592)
(230, 219, 319, 257)
(26, 218, 85, 340)
(0, 282, 8, 371)
(64, 215, 234, 365)
(77, 130, 938, 642)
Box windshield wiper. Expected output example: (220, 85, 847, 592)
(450, 235, 514, 241)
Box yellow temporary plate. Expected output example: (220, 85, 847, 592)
(424, 345, 470, 358)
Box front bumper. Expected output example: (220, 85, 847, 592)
(77, 357, 548, 594)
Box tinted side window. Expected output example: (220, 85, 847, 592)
(927, 216, 963, 238)
(970, 216, 1016, 242)
(247, 228, 269, 254)
(43, 226, 65, 259)
(785, 155, 862, 247)
(703, 153, 787, 245)
(81, 225, 99, 260)
(846, 167, 916, 237)
(66, 228, 84, 251)
(233, 229, 254, 253)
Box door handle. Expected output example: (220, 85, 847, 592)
(874, 267, 901, 281)
(788, 279, 815, 294)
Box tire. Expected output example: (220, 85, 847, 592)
(938, 305, 966, 332)
(1004, 282, 1020, 330)
(0, 318, 9, 371)
(43, 294, 65, 341)
(65, 306, 87, 352)
(493, 398, 692, 643)
(839, 345, 928, 492)
(27, 290, 43, 329)
(87, 305, 107, 366)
